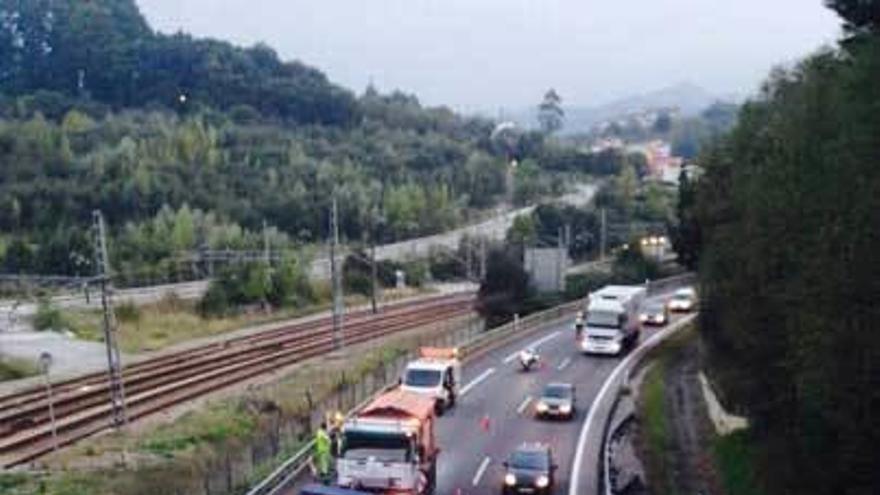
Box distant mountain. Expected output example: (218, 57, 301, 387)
(511, 82, 726, 134)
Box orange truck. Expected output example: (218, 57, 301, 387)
(335, 389, 438, 494)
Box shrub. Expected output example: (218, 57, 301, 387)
(33, 298, 65, 331)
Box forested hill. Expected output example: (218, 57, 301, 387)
(0, 0, 356, 125)
(0, 0, 601, 280)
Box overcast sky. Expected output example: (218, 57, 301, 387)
(137, 0, 841, 112)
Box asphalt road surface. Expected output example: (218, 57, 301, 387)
(435, 291, 690, 495)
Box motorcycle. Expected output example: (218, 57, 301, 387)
(518, 348, 540, 371)
(574, 312, 585, 341)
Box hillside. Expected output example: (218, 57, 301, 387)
(0, 0, 601, 285)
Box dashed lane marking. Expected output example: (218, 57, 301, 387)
(460, 368, 496, 396)
(472, 456, 491, 486)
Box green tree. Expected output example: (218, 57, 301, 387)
(507, 214, 537, 247)
(825, 0, 879, 36)
(476, 247, 533, 328)
(537, 88, 564, 135)
(694, 33, 880, 493)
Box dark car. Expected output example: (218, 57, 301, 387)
(535, 383, 576, 420)
(502, 443, 557, 494)
(639, 301, 670, 326)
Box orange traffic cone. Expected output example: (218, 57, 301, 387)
(480, 414, 491, 432)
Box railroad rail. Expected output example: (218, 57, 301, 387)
(0, 293, 475, 468)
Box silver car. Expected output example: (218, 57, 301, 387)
(535, 383, 576, 420)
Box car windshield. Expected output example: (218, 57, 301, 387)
(404, 368, 442, 387)
(543, 385, 571, 399)
(587, 310, 620, 329)
(645, 303, 665, 313)
(509, 450, 549, 471)
(673, 293, 691, 300)
(342, 430, 412, 462)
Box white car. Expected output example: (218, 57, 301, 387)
(668, 287, 697, 312)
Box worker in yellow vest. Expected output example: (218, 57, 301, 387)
(313, 422, 332, 482)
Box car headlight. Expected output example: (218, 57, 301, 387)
(559, 404, 572, 414)
(639, 314, 648, 322)
(505, 473, 517, 486)
(536, 402, 548, 413)
(535, 475, 549, 488)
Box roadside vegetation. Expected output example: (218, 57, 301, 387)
(673, 3, 880, 492)
(57, 285, 423, 354)
(636, 325, 765, 495)
(0, 356, 39, 382)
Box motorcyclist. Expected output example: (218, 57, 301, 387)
(574, 311, 585, 341)
(519, 347, 539, 370)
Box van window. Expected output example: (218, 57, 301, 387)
(405, 369, 442, 387)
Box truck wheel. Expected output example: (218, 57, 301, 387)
(426, 460, 437, 494)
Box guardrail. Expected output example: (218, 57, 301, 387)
(246, 273, 695, 495)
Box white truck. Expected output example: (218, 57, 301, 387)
(400, 347, 461, 413)
(580, 285, 646, 356)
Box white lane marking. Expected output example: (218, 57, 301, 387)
(460, 368, 496, 396)
(502, 330, 562, 363)
(557, 357, 572, 371)
(568, 315, 697, 495)
(516, 396, 533, 415)
(472, 456, 492, 486)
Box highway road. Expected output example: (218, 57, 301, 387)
(434, 290, 690, 495)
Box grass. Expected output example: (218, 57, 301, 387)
(139, 402, 257, 459)
(640, 363, 675, 494)
(0, 355, 39, 382)
(713, 430, 765, 495)
(635, 323, 695, 495)
(62, 287, 425, 354)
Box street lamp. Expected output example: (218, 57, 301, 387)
(39, 351, 59, 453)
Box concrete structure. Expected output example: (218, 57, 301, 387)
(524, 248, 569, 293)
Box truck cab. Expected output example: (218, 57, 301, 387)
(400, 348, 461, 413)
(336, 390, 437, 494)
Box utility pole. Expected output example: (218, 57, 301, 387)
(557, 227, 565, 292)
(479, 236, 487, 281)
(38, 352, 58, 453)
(368, 208, 379, 315)
(92, 210, 128, 428)
(465, 236, 473, 281)
(565, 224, 572, 252)
(262, 219, 270, 266)
(600, 207, 607, 261)
(329, 198, 345, 349)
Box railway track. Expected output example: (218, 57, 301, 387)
(0, 293, 475, 468)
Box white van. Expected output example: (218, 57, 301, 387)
(400, 347, 461, 412)
(580, 285, 646, 355)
